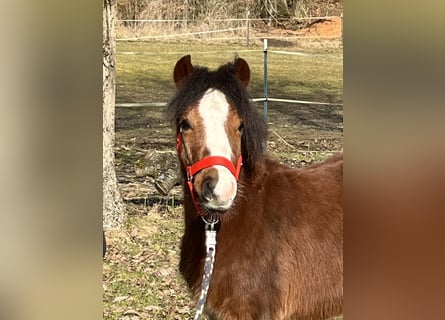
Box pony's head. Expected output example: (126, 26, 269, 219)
(167, 55, 267, 212)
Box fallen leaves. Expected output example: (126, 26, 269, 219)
(103, 210, 196, 320)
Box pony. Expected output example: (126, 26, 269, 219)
(166, 55, 343, 320)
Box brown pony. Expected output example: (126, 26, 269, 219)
(166, 55, 343, 320)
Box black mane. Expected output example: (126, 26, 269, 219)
(166, 58, 267, 175)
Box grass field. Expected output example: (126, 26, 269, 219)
(104, 38, 343, 319)
(115, 41, 343, 104)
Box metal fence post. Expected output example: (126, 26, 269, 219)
(341, 13, 343, 45)
(263, 39, 268, 125)
(246, 10, 250, 47)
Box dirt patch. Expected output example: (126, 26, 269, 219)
(251, 17, 343, 49)
(254, 17, 342, 38)
(301, 17, 342, 37)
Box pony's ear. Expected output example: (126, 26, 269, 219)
(233, 57, 250, 87)
(173, 55, 194, 88)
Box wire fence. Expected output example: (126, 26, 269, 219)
(116, 41, 342, 124)
(116, 15, 343, 43)
(116, 16, 343, 120)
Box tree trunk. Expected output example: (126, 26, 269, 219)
(103, 0, 125, 229)
(134, 149, 181, 196)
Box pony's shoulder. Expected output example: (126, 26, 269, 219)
(255, 152, 343, 184)
(259, 152, 343, 172)
(298, 152, 343, 184)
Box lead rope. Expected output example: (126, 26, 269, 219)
(193, 217, 218, 320)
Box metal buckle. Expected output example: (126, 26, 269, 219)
(186, 167, 192, 182)
(202, 214, 219, 227)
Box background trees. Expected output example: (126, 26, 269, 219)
(116, 0, 342, 25)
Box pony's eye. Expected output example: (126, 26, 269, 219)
(238, 123, 244, 133)
(179, 119, 192, 132)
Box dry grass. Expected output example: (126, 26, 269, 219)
(103, 204, 196, 319)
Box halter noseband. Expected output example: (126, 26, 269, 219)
(176, 133, 242, 216)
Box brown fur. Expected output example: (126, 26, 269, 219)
(180, 155, 343, 320)
(168, 56, 343, 320)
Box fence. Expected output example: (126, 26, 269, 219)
(116, 15, 343, 45)
(115, 39, 343, 124)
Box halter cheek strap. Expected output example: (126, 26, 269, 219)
(176, 134, 243, 216)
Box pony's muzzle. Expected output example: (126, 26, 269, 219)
(196, 166, 237, 211)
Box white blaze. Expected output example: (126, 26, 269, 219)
(198, 89, 237, 210)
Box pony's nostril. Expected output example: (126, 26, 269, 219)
(202, 176, 216, 201)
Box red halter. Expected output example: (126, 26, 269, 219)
(176, 134, 243, 216)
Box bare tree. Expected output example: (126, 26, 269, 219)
(103, 0, 126, 229)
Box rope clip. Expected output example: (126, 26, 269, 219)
(202, 215, 218, 253)
(205, 228, 217, 253)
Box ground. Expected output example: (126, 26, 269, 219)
(104, 19, 343, 320)
(257, 16, 342, 38)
